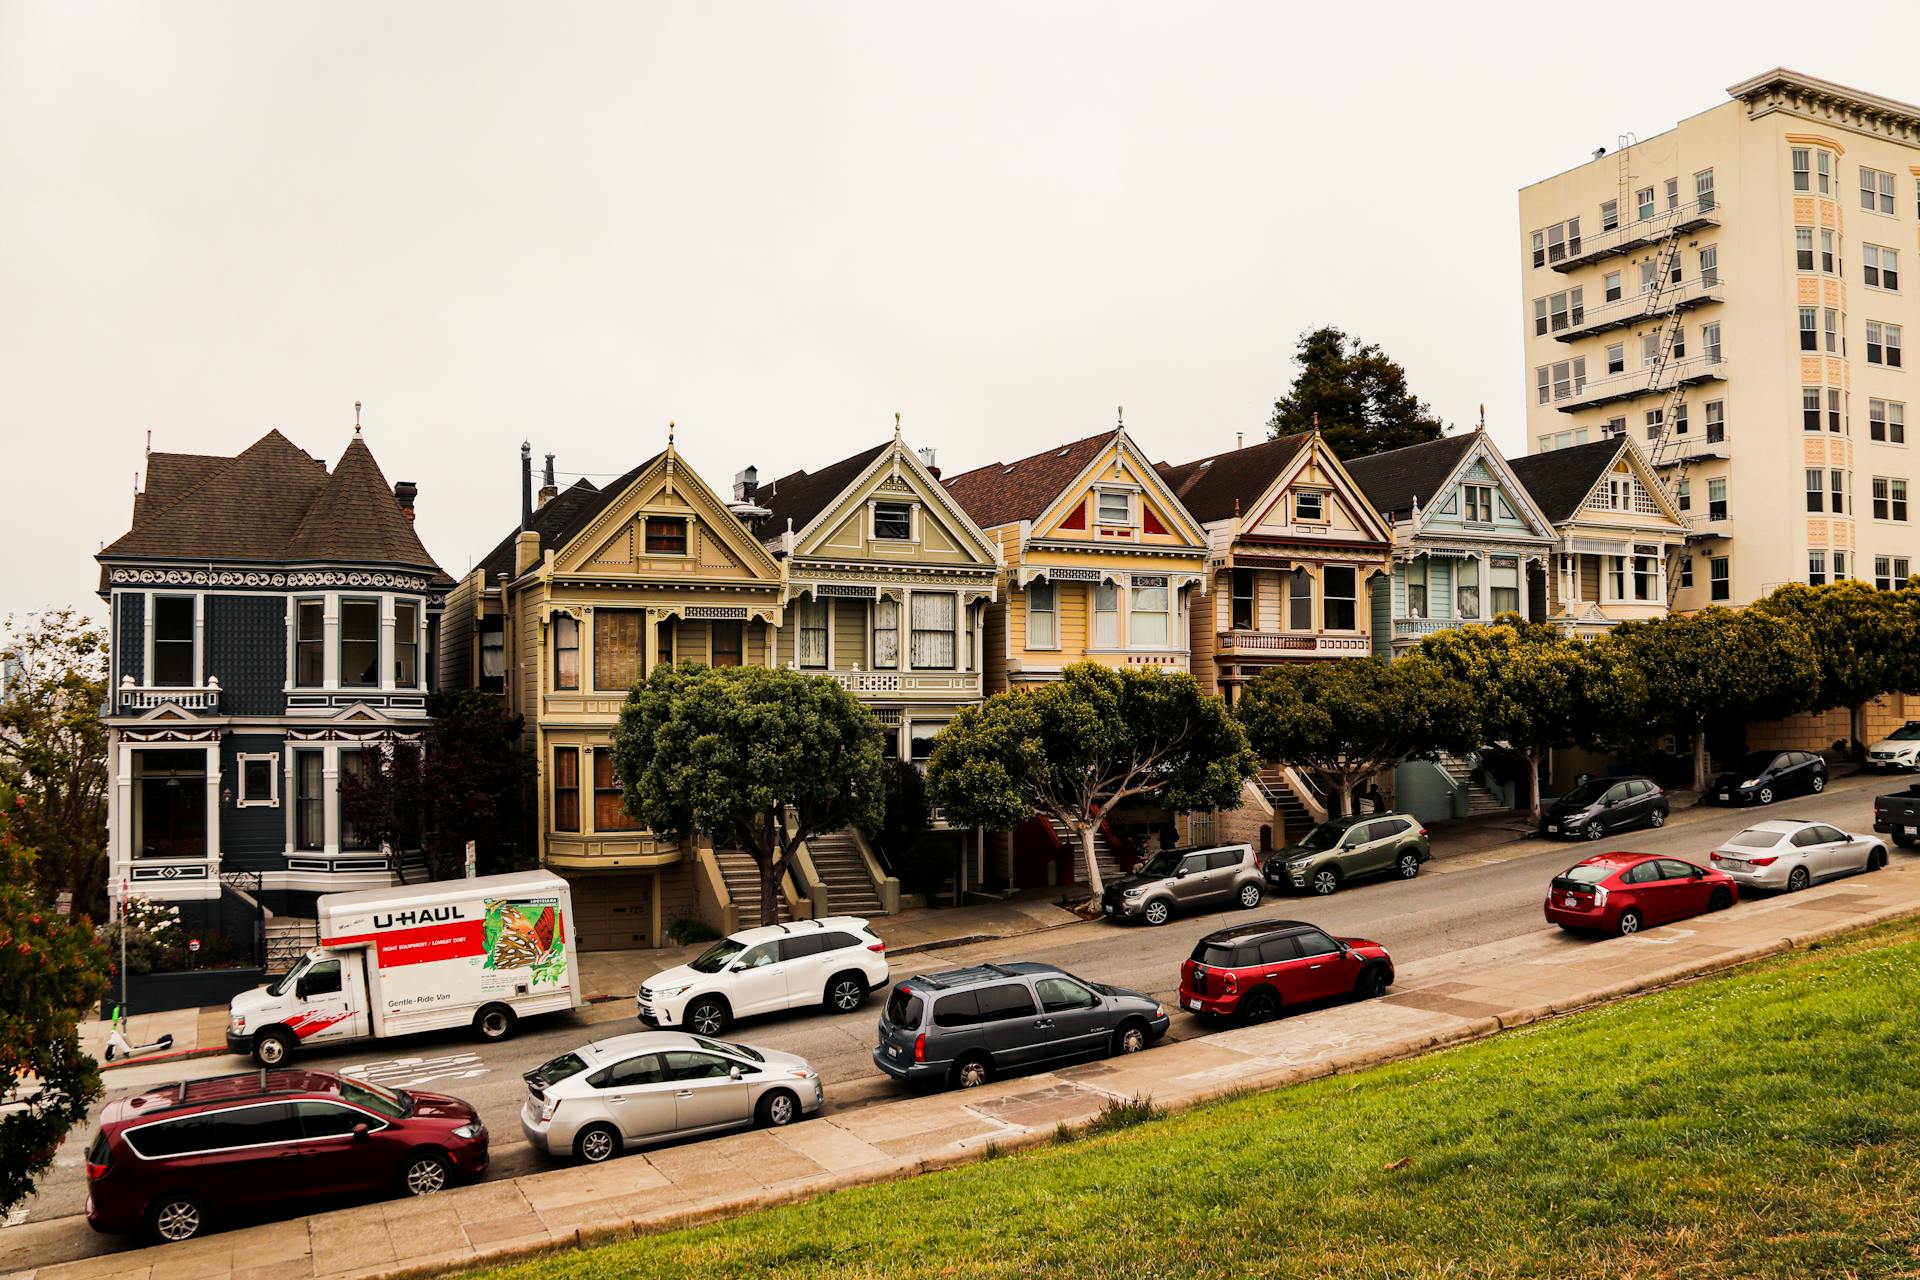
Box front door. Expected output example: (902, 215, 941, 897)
(1347, 821, 1393, 878)
(1172, 852, 1215, 908)
(975, 980, 1046, 1067)
(1290, 929, 1349, 1002)
(287, 957, 366, 1047)
(1655, 859, 1708, 918)
(728, 942, 790, 1016)
(663, 1051, 752, 1132)
(1032, 975, 1108, 1058)
(292, 1100, 387, 1197)
(596, 1053, 679, 1141)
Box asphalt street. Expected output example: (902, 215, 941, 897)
(12, 773, 1900, 1257)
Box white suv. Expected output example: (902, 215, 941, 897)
(638, 917, 890, 1036)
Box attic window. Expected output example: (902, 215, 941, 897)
(873, 502, 912, 541)
(645, 517, 688, 555)
(1096, 490, 1133, 526)
(1293, 491, 1326, 523)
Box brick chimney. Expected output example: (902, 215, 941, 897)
(538, 453, 558, 509)
(393, 481, 418, 523)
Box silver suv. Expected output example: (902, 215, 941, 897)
(1100, 843, 1262, 924)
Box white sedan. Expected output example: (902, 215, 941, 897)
(1708, 820, 1889, 892)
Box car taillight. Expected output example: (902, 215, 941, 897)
(867, 942, 886, 953)
(1419, 828, 1429, 838)
(1224, 971, 1237, 995)
(1593, 886, 1609, 908)
(87, 1160, 108, 1181)
(913, 1033, 926, 1063)
(1747, 856, 1777, 866)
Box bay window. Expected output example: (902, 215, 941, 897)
(395, 601, 420, 687)
(553, 747, 580, 832)
(339, 600, 379, 687)
(339, 750, 375, 850)
(1229, 569, 1254, 631)
(594, 748, 639, 830)
(1322, 567, 1357, 631)
(152, 596, 195, 687)
(553, 614, 580, 690)
(1406, 558, 1428, 618)
(910, 593, 956, 668)
(873, 599, 899, 668)
(1491, 560, 1520, 614)
(295, 599, 325, 686)
(1094, 582, 1120, 645)
(1288, 569, 1312, 630)
(594, 609, 644, 689)
(711, 622, 744, 667)
(1456, 558, 1481, 619)
(294, 751, 324, 851)
(132, 750, 206, 859)
(1129, 582, 1169, 646)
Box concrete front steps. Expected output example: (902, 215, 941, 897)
(803, 832, 887, 918)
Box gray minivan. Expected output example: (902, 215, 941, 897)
(871, 963, 1169, 1089)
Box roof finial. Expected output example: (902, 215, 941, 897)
(668, 420, 676, 449)
(1477, 403, 1486, 433)
(1117, 405, 1124, 432)
(144, 429, 152, 457)
(1311, 413, 1321, 435)
(354, 400, 362, 435)
(894, 411, 902, 441)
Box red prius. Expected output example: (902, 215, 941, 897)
(1544, 853, 1737, 937)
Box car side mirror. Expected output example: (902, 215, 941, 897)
(729, 1065, 743, 1081)
(730, 962, 748, 972)
(1174, 867, 1188, 878)
(352, 1123, 370, 1143)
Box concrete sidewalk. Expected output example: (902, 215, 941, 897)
(19, 854, 1918, 1280)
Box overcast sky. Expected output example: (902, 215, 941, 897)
(4, 3, 1916, 624)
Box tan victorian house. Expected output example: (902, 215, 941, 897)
(440, 441, 784, 950)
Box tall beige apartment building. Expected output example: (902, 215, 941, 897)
(1520, 69, 1920, 609)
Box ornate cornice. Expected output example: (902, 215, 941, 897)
(1730, 68, 1920, 146)
(108, 565, 444, 601)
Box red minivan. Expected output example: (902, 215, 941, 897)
(1179, 920, 1394, 1021)
(1544, 852, 1736, 937)
(86, 1069, 488, 1242)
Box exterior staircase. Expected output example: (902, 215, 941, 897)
(1046, 817, 1124, 888)
(394, 848, 431, 884)
(1434, 752, 1509, 815)
(265, 916, 318, 975)
(712, 846, 792, 927)
(802, 832, 887, 919)
(1255, 766, 1317, 843)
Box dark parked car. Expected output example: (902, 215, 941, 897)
(1708, 750, 1827, 806)
(1263, 813, 1430, 896)
(872, 962, 1169, 1089)
(1874, 782, 1920, 849)
(1100, 843, 1263, 924)
(1178, 920, 1393, 1022)
(86, 1070, 486, 1242)
(1543, 776, 1669, 840)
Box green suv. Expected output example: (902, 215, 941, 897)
(1263, 813, 1430, 896)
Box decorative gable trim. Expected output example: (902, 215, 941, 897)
(1410, 435, 1558, 543)
(1241, 436, 1394, 546)
(556, 448, 783, 584)
(1029, 431, 1207, 550)
(786, 437, 1002, 572)
(1560, 439, 1687, 529)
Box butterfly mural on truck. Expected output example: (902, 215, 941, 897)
(482, 897, 568, 988)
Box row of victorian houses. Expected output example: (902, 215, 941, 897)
(97, 417, 1687, 951)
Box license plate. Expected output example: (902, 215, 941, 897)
(1103, 905, 1116, 915)
(1563, 895, 1579, 907)
(1185, 997, 1202, 1011)
(1718, 793, 1730, 800)
(887, 1044, 900, 1058)
(1546, 824, 1559, 833)
(1906, 826, 1918, 836)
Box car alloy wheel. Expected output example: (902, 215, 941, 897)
(403, 1153, 449, 1196)
(1356, 966, 1390, 998)
(1241, 990, 1279, 1023)
(1788, 866, 1810, 892)
(758, 1090, 799, 1127)
(688, 1000, 728, 1036)
(830, 977, 865, 1012)
(1758, 787, 1775, 805)
(1811, 774, 1826, 793)
(1584, 822, 1606, 841)
(1312, 869, 1340, 896)
(1869, 846, 1888, 871)
(1616, 909, 1642, 936)
(1397, 853, 1420, 878)
(151, 1194, 205, 1242)
(1114, 1022, 1148, 1055)
(1238, 883, 1263, 908)
(1650, 810, 1667, 828)
(1143, 899, 1172, 926)
(576, 1124, 619, 1164)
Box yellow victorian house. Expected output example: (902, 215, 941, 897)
(440, 440, 785, 950)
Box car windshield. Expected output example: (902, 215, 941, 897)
(1558, 781, 1607, 806)
(1726, 828, 1785, 850)
(689, 938, 748, 974)
(266, 953, 312, 997)
(1560, 863, 1616, 885)
(1296, 823, 1350, 851)
(692, 1035, 763, 1063)
(1736, 751, 1779, 774)
(1135, 851, 1182, 877)
(339, 1076, 412, 1119)
(526, 1051, 591, 1088)
(1887, 724, 1920, 742)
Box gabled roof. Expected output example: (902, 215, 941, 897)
(746, 442, 890, 538)
(101, 430, 444, 580)
(1155, 433, 1311, 524)
(942, 430, 1114, 530)
(1507, 439, 1630, 525)
(472, 457, 660, 583)
(1342, 433, 1479, 520)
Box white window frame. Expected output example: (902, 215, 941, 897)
(1094, 581, 1120, 646)
(1094, 489, 1134, 528)
(1025, 579, 1058, 650)
(147, 591, 201, 690)
(1791, 147, 1811, 192)
(1128, 581, 1170, 648)
(235, 752, 280, 808)
(1462, 484, 1493, 524)
(1293, 489, 1328, 523)
(1876, 556, 1912, 591)
(871, 500, 914, 543)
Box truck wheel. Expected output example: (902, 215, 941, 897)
(1896, 834, 1917, 850)
(474, 1004, 517, 1042)
(252, 1029, 294, 1067)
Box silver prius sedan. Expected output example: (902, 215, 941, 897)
(1708, 819, 1890, 892)
(520, 1030, 824, 1164)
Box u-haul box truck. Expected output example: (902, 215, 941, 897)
(226, 870, 580, 1066)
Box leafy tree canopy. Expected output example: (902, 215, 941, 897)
(1750, 582, 1920, 748)
(1267, 326, 1447, 460)
(0, 612, 109, 917)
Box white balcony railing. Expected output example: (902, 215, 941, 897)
(117, 677, 221, 711)
(826, 669, 981, 697)
(1551, 275, 1726, 343)
(1556, 354, 1728, 413)
(1217, 630, 1372, 656)
(1550, 198, 1722, 273)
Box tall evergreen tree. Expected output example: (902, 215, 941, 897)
(1268, 326, 1447, 459)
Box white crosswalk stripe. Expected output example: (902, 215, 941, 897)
(333, 1053, 489, 1089)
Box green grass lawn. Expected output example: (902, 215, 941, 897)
(478, 920, 1920, 1279)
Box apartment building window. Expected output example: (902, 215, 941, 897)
(1832, 469, 1847, 514)
(1708, 478, 1727, 521)
(1533, 298, 1547, 336)
(1531, 230, 1545, 268)
(1868, 321, 1903, 367)
(644, 517, 688, 555)
(1826, 308, 1842, 355)
(1230, 569, 1255, 631)
(1870, 399, 1906, 444)
(1795, 227, 1815, 272)
(1807, 468, 1825, 513)
(1830, 389, 1846, 434)
(1026, 580, 1057, 648)
(1876, 556, 1912, 590)
(873, 598, 899, 667)
(1803, 388, 1822, 431)
(1636, 186, 1655, 221)
(1679, 556, 1694, 589)
(1606, 343, 1625, 375)
(1288, 569, 1313, 630)
(1670, 326, 1686, 360)
(1406, 558, 1428, 618)
(1294, 490, 1326, 522)
(1873, 477, 1909, 522)
(1462, 484, 1493, 523)
(1864, 245, 1900, 291)
(1809, 550, 1828, 586)
(1705, 400, 1725, 443)
(1665, 177, 1680, 210)
(151, 595, 195, 686)
(1699, 246, 1718, 286)
(1129, 583, 1169, 647)
(552, 747, 579, 833)
(1862, 166, 1896, 214)
(1604, 416, 1626, 438)
(594, 609, 644, 689)
(1677, 479, 1691, 511)
(1093, 582, 1119, 645)
(594, 749, 640, 831)
(1792, 148, 1811, 192)
(872, 501, 912, 541)
(1457, 558, 1481, 618)
(1536, 366, 1549, 405)
(340, 599, 379, 687)
(1490, 560, 1521, 614)
(1544, 288, 1581, 332)
(1702, 323, 1722, 365)
(1600, 199, 1619, 231)
(1323, 568, 1357, 630)
(1821, 229, 1837, 275)
(910, 592, 957, 668)
(1817, 150, 1832, 194)
(1545, 358, 1584, 401)
(1645, 408, 1665, 440)
(710, 621, 743, 667)
(1542, 219, 1580, 264)
(1836, 551, 1849, 580)
(1710, 556, 1730, 601)
(1640, 259, 1659, 294)
(1695, 169, 1715, 211)
(294, 599, 324, 687)
(1642, 332, 1661, 368)
(1539, 428, 1590, 452)
(552, 614, 579, 690)
(394, 601, 419, 687)
(1674, 402, 1691, 435)
(795, 596, 828, 668)
(1604, 270, 1623, 302)
(1800, 307, 1819, 352)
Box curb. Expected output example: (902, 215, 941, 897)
(100, 1044, 230, 1072)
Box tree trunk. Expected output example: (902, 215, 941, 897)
(1850, 702, 1868, 760)
(758, 853, 781, 930)
(1335, 775, 1353, 817)
(1526, 747, 1545, 827)
(1077, 823, 1105, 897)
(1692, 727, 1709, 794)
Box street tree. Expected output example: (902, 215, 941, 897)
(1419, 615, 1643, 825)
(1233, 656, 1479, 817)
(1606, 609, 1821, 791)
(611, 664, 885, 928)
(0, 612, 109, 918)
(1750, 581, 1920, 755)
(340, 688, 535, 880)
(0, 780, 110, 1215)
(925, 663, 1253, 897)
(1267, 326, 1447, 459)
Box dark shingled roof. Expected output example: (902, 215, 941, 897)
(942, 430, 1115, 530)
(1156, 432, 1311, 524)
(1342, 433, 1479, 520)
(747, 442, 890, 540)
(472, 455, 660, 584)
(1506, 437, 1629, 524)
(101, 430, 446, 582)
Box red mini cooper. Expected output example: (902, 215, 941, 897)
(1544, 852, 1737, 937)
(1178, 919, 1394, 1022)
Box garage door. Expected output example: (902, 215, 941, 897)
(570, 875, 652, 951)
